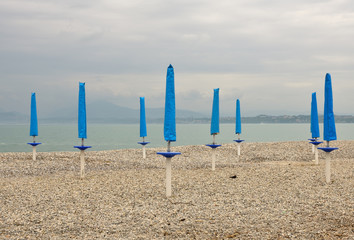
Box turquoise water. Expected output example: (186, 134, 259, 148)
(0, 123, 353, 152)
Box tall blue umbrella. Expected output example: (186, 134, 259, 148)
(78, 82, 87, 140)
(318, 73, 338, 184)
(164, 64, 176, 143)
(140, 97, 147, 138)
(74, 82, 91, 178)
(206, 88, 221, 170)
(30, 92, 38, 137)
(210, 88, 220, 136)
(27, 92, 41, 160)
(311, 92, 320, 139)
(138, 97, 149, 158)
(234, 99, 244, 156)
(235, 99, 241, 135)
(157, 64, 181, 197)
(323, 73, 336, 142)
(309, 92, 322, 162)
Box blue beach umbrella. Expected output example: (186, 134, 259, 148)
(28, 92, 41, 160)
(138, 97, 149, 158)
(318, 73, 338, 184)
(140, 97, 147, 138)
(323, 73, 336, 142)
(234, 99, 244, 156)
(210, 88, 220, 135)
(311, 92, 320, 139)
(74, 82, 91, 178)
(157, 64, 181, 197)
(164, 64, 176, 142)
(309, 92, 322, 161)
(235, 99, 241, 135)
(206, 88, 221, 170)
(78, 82, 87, 140)
(30, 92, 38, 137)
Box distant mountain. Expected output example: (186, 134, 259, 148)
(40, 100, 207, 123)
(0, 111, 28, 123)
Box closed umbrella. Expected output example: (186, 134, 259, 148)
(233, 99, 244, 156)
(74, 82, 91, 178)
(309, 92, 322, 164)
(311, 92, 320, 139)
(138, 97, 150, 158)
(318, 73, 338, 183)
(157, 64, 181, 197)
(206, 88, 221, 170)
(27, 92, 41, 160)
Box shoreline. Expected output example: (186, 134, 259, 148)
(1, 141, 353, 239)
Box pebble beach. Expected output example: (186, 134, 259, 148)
(0, 141, 353, 239)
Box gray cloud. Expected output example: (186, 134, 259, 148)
(0, 0, 354, 116)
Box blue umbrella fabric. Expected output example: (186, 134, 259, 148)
(30, 92, 38, 137)
(235, 99, 241, 134)
(140, 97, 147, 138)
(164, 64, 176, 142)
(323, 73, 336, 142)
(210, 88, 220, 135)
(78, 82, 87, 139)
(311, 92, 320, 139)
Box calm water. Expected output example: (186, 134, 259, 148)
(0, 123, 353, 152)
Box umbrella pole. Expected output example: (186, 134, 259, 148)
(315, 146, 319, 165)
(142, 137, 146, 159)
(80, 138, 85, 178)
(32, 136, 36, 160)
(212, 134, 216, 171)
(325, 141, 331, 183)
(212, 148, 216, 171)
(237, 133, 241, 156)
(312, 144, 315, 154)
(166, 140, 171, 197)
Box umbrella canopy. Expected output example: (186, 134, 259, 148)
(30, 92, 38, 137)
(210, 88, 220, 135)
(140, 97, 147, 138)
(164, 64, 176, 142)
(323, 73, 336, 141)
(311, 92, 320, 138)
(78, 82, 87, 139)
(235, 99, 241, 134)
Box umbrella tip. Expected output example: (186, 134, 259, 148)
(326, 73, 331, 78)
(168, 64, 173, 68)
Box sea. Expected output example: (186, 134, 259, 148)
(0, 123, 353, 152)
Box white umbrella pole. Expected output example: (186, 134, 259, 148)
(80, 138, 85, 178)
(142, 137, 146, 159)
(315, 147, 319, 165)
(212, 134, 216, 170)
(80, 149, 85, 178)
(32, 146, 37, 161)
(32, 136, 36, 160)
(166, 157, 172, 197)
(312, 144, 315, 154)
(238, 134, 241, 156)
(32, 136, 37, 161)
(212, 148, 216, 171)
(166, 141, 172, 197)
(325, 152, 331, 183)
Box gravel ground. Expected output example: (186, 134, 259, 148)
(0, 141, 353, 239)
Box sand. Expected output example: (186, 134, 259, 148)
(0, 141, 353, 239)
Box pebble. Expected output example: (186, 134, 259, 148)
(0, 141, 353, 239)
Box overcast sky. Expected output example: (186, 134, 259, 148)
(0, 0, 353, 116)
